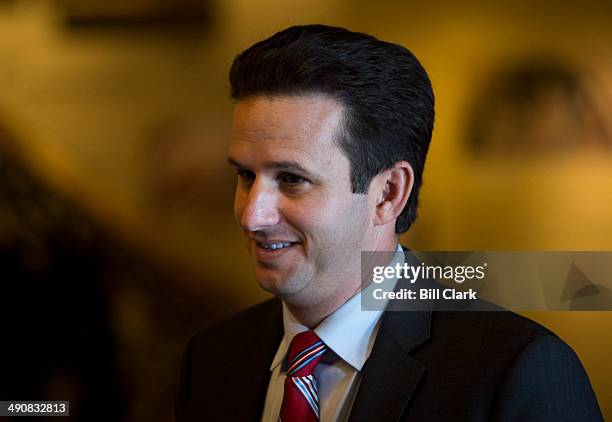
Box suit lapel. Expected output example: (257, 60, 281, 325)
(348, 292, 432, 421)
(224, 300, 284, 421)
(250, 311, 284, 420)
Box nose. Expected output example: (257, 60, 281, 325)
(236, 178, 281, 232)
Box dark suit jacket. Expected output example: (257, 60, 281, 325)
(176, 295, 603, 421)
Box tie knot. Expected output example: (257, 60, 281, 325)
(286, 331, 327, 377)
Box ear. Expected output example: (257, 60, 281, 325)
(372, 161, 414, 227)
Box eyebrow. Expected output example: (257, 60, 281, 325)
(227, 157, 312, 175)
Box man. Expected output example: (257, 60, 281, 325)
(176, 25, 603, 421)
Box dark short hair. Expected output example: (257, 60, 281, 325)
(229, 24, 434, 233)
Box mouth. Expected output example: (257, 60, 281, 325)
(256, 241, 299, 250)
(253, 240, 300, 258)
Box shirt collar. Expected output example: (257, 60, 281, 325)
(270, 244, 404, 372)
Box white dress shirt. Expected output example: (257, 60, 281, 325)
(261, 245, 403, 422)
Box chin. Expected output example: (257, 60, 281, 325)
(255, 270, 307, 298)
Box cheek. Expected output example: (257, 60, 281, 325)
(294, 196, 365, 237)
(282, 200, 331, 242)
(286, 204, 320, 231)
(337, 197, 372, 235)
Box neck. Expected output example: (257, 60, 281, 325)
(284, 280, 362, 328)
(285, 236, 399, 328)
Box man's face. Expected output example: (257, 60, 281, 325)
(228, 95, 377, 307)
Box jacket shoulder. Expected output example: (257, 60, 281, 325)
(429, 308, 553, 349)
(189, 298, 282, 351)
(492, 334, 603, 420)
(176, 299, 283, 422)
(404, 310, 602, 420)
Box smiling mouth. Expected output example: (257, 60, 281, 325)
(256, 241, 298, 251)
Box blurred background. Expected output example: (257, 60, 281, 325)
(0, 0, 610, 420)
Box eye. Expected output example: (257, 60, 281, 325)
(279, 173, 306, 185)
(236, 169, 255, 185)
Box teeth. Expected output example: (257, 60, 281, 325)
(259, 242, 292, 250)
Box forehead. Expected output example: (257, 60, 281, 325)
(229, 95, 345, 161)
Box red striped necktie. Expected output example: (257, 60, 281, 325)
(279, 331, 328, 422)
